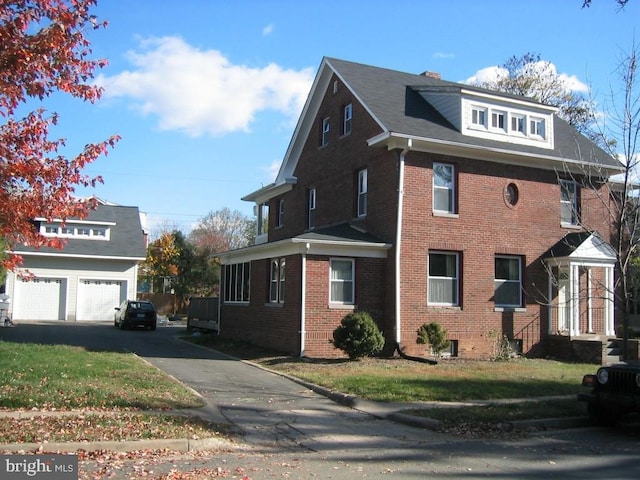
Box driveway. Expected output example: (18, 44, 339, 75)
(3, 321, 640, 479)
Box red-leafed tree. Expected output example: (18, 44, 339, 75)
(0, 0, 119, 270)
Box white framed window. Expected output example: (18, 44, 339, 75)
(495, 256, 523, 307)
(511, 114, 526, 134)
(433, 163, 456, 213)
(77, 227, 91, 236)
(45, 226, 59, 234)
(92, 228, 106, 237)
(321, 117, 330, 146)
(428, 251, 460, 306)
(357, 168, 367, 217)
(307, 188, 316, 229)
(560, 179, 579, 225)
(530, 117, 546, 138)
(330, 258, 354, 304)
(269, 258, 285, 303)
(61, 226, 74, 235)
(223, 262, 250, 303)
(491, 110, 506, 132)
(276, 199, 284, 228)
(471, 106, 487, 128)
(343, 103, 352, 135)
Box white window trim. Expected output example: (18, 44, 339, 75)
(329, 258, 355, 305)
(494, 255, 523, 308)
(428, 251, 460, 307)
(433, 162, 456, 214)
(223, 262, 251, 304)
(269, 258, 285, 304)
(321, 117, 330, 146)
(40, 223, 111, 240)
(308, 188, 316, 230)
(560, 179, 579, 226)
(343, 103, 353, 136)
(357, 168, 367, 218)
(470, 106, 488, 129)
(490, 110, 507, 133)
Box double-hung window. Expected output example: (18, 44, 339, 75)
(560, 179, 579, 225)
(428, 251, 459, 306)
(321, 117, 330, 146)
(276, 199, 284, 228)
(433, 163, 456, 214)
(357, 168, 367, 217)
(495, 256, 522, 307)
(343, 103, 352, 135)
(269, 258, 285, 303)
(330, 258, 354, 305)
(511, 114, 526, 134)
(307, 188, 316, 229)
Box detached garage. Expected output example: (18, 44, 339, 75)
(6, 201, 146, 322)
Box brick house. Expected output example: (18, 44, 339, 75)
(217, 57, 622, 359)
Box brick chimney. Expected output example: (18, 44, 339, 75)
(421, 70, 441, 80)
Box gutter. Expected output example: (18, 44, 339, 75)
(300, 243, 309, 357)
(395, 139, 411, 344)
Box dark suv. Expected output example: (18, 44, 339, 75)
(114, 300, 157, 330)
(578, 361, 640, 425)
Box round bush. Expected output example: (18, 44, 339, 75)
(332, 312, 385, 359)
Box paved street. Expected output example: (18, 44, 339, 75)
(2, 321, 640, 479)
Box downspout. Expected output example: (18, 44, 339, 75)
(395, 139, 411, 347)
(300, 243, 309, 357)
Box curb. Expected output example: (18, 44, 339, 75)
(0, 437, 234, 454)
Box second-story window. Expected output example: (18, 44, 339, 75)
(530, 117, 546, 139)
(357, 168, 367, 217)
(433, 163, 456, 214)
(342, 103, 352, 136)
(307, 188, 316, 229)
(471, 106, 487, 128)
(276, 199, 284, 228)
(321, 117, 330, 146)
(560, 179, 579, 225)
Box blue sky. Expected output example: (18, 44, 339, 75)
(44, 0, 639, 236)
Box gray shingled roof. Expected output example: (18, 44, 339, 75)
(326, 57, 620, 169)
(295, 223, 386, 244)
(14, 204, 146, 259)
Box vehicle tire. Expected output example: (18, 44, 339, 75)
(587, 399, 619, 427)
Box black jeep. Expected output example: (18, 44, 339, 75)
(578, 361, 640, 426)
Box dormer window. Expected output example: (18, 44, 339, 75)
(45, 226, 59, 234)
(511, 114, 526, 134)
(491, 111, 506, 132)
(41, 222, 110, 240)
(530, 117, 546, 139)
(471, 107, 487, 128)
(463, 97, 553, 149)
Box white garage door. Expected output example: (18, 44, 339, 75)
(14, 277, 65, 320)
(77, 280, 126, 321)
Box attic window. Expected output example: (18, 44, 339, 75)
(471, 107, 487, 128)
(321, 117, 330, 146)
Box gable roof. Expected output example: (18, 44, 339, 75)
(245, 57, 622, 203)
(13, 204, 147, 260)
(544, 231, 616, 264)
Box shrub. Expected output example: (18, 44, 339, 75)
(332, 312, 385, 360)
(417, 322, 450, 359)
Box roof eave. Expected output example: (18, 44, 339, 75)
(368, 132, 624, 176)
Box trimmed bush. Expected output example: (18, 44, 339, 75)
(417, 322, 450, 359)
(332, 312, 385, 360)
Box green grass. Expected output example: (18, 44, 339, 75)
(0, 341, 205, 410)
(188, 333, 594, 403)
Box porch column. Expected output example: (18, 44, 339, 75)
(605, 265, 615, 336)
(587, 268, 593, 333)
(570, 263, 580, 336)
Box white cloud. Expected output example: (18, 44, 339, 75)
(263, 159, 281, 183)
(95, 36, 314, 137)
(262, 24, 274, 36)
(465, 61, 588, 93)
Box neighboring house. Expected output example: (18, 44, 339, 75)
(217, 57, 623, 360)
(5, 200, 147, 321)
